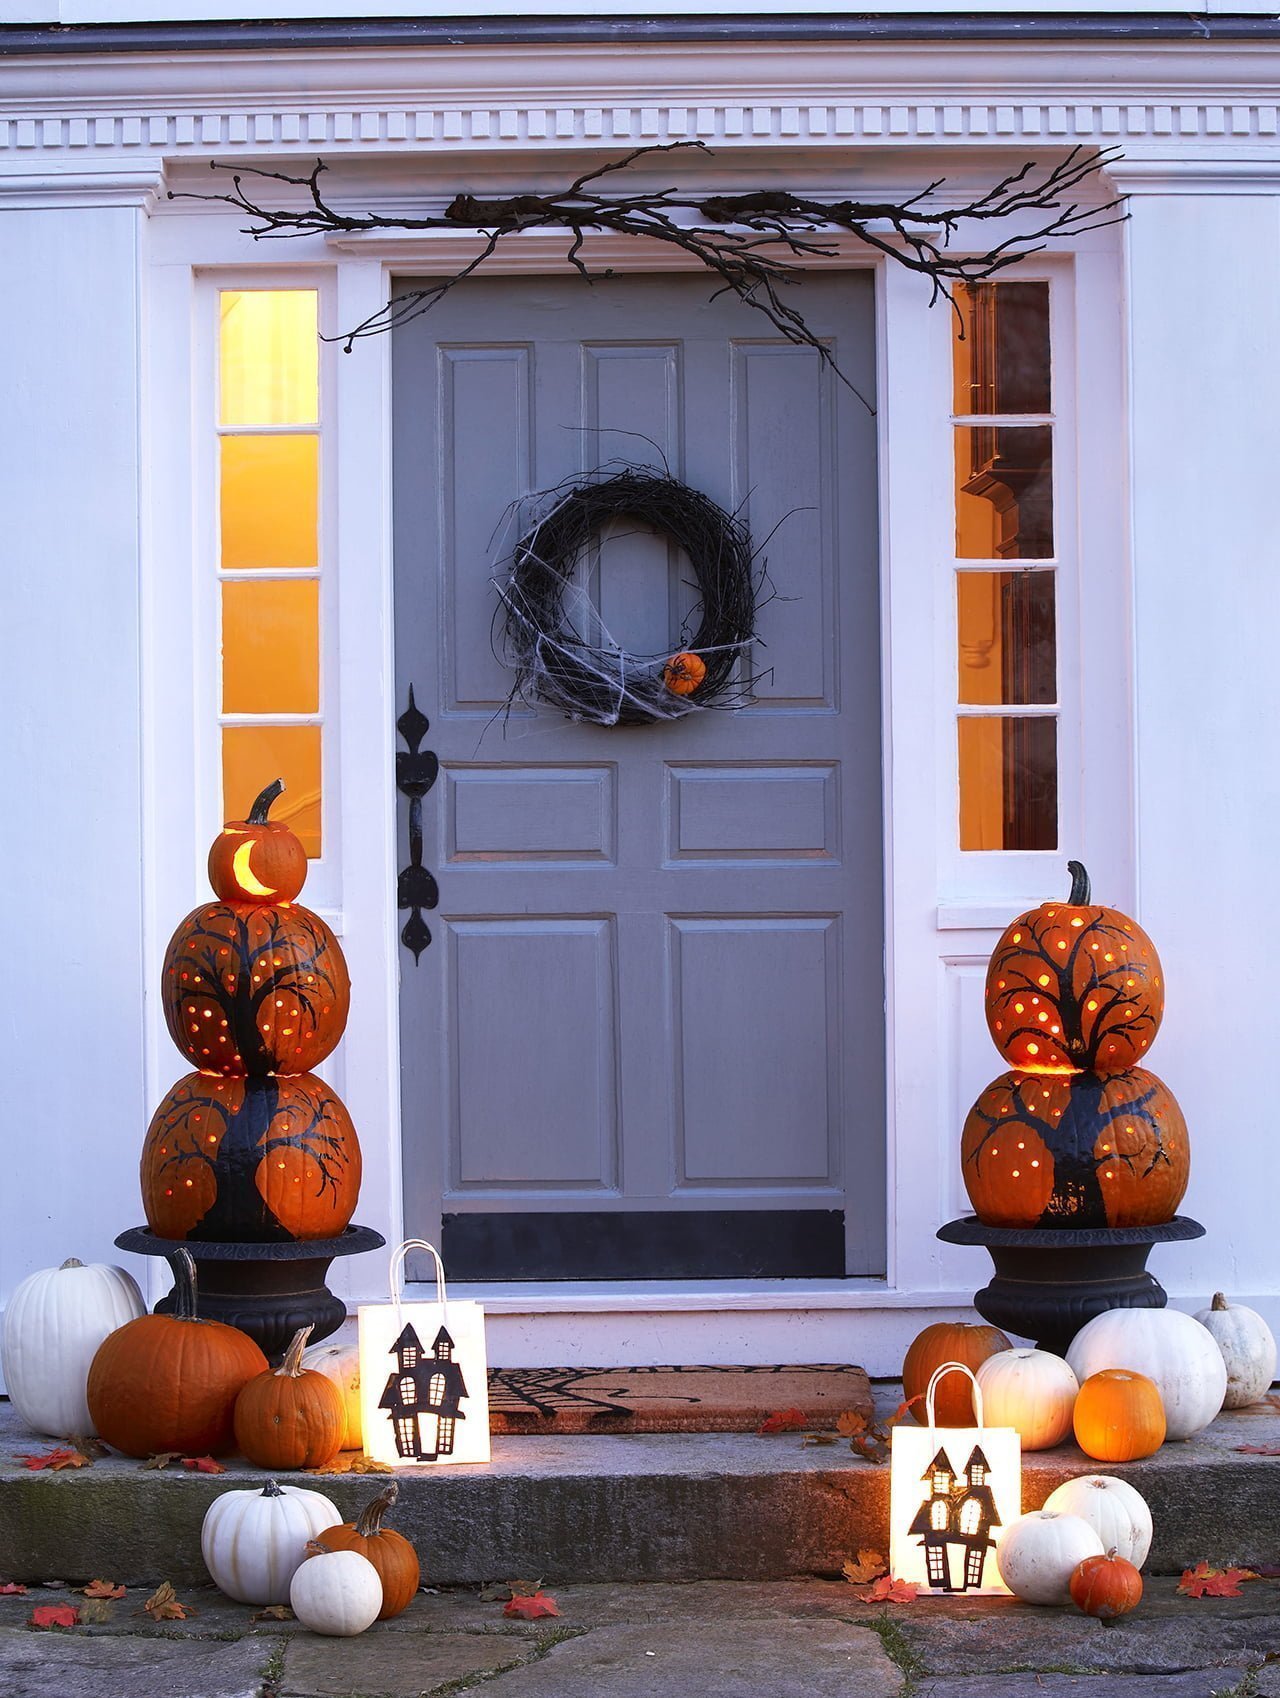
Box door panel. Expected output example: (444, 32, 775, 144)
(393, 271, 883, 1280)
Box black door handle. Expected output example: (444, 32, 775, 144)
(396, 685, 439, 962)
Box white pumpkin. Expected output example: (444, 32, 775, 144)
(976, 1349, 1079, 1450)
(300, 1339, 362, 1449)
(1042, 1475, 1153, 1568)
(202, 1480, 340, 1605)
(1, 1257, 146, 1438)
(996, 1510, 1105, 1606)
(1066, 1309, 1227, 1441)
(290, 1545, 383, 1636)
(1194, 1294, 1277, 1410)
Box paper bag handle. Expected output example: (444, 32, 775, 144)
(388, 1239, 449, 1327)
(923, 1360, 985, 1430)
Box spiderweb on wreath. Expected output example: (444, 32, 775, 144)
(492, 468, 773, 728)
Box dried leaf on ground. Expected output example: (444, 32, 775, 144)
(180, 1456, 226, 1474)
(29, 1604, 79, 1629)
(758, 1408, 808, 1435)
(802, 1433, 837, 1447)
(866, 1576, 919, 1604)
(842, 1551, 888, 1585)
(67, 1438, 108, 1459)
(306, 1454, 393, 1476)
(143, 1582, 197, 1621)
(850, 1432, 890, 1465)
(1236, 1444, 1280, 1456)
(836, 1410, 869, 1437)
(503, 1591, 561, 1619)
(78, 1598, 113, 1625)
(507, 1580, 546, 1598)
(18, 1447, 93, 1472)
(1178, 1562, 1261, 1599)
(479, 1584, 513, 1602)
(886, 1396, 922, 1428)
(250, 1605, 294, 1622)
(81, 1580, 126, 1599)
(140, 1453, 183, 1471)
(0, 1582, 29, 1595)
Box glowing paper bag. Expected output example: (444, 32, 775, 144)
(889, 1361, 1020, 1595)
(357, 1239, 491, 1467)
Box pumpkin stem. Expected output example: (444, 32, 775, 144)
(248, 778, 286, 824)
(166, 1248, 200, 1322)
(1212, 1292, 1229, 1311)
(354, 1482, 399, 1539)
(262, 1480, 285, 1499)
(277, 1325, 315, 1377)
(59, 1257, 85, 1270)
(1067, 860, 1091, 904)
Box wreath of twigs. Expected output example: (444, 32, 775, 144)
(494, 470, 763, 727)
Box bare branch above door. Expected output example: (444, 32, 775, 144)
(170, 142, 1124, 375)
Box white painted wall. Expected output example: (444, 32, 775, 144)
(2, 38, 1279, 1378)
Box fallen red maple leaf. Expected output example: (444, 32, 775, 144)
(757, 1407, 808, 1435)
(1178, 1562, 1260, 1599)
(19, 1447, 92, 1471)
(143, 1581, 197, 1621)
(81, 1580, 126, 1599)
(503, 1592, 561, 1619)
(29, 1604, 79, 1629)
(0, 1582, 29, 1596)
(866, 1575, 918, 1604)
(180, 1456, 226, 1474)
(1236, 1444, 1280, 1456)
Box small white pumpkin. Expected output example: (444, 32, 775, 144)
(1066, 1309, 1227, 1441)
(290, 1543, 383, 1636)
(1194, 1294, 1277, 1410)
(202, 1480, 340, 1605)
(1042, 1475, 1153, 1568)
(1, 1257, 146, 1439)
(976, 1349, 1079, 1450)
(300, 1339, 362, 1449)
(996, 1510, 1105, 1606)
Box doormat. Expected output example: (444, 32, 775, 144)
(487, 1364, 872, 1435)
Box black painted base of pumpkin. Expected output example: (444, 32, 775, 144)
(115, 1225, 385, 1363)
(937, 1214, 1205, 1356)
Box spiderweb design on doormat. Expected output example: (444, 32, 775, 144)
(486, 1364, 872, 1434)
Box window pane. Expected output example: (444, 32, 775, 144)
(222, 578, 319, 714)
(221, 435, 318, 570)
(955, 425, 1053, 560)
(957, 571, 1056, 706)
(953, 281, 1051, 416)
(220, 290, 318, 427)
(223, 725, 322, 857)
(959, 716, 1057, 852)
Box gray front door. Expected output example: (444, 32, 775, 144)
(392, 270, 883, 1281)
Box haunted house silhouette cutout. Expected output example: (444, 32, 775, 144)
(379, 1323, 468, 1460)
(908, 1445, 1001, 1591)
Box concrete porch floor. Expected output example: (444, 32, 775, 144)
(2, 1387, 1278, 1588)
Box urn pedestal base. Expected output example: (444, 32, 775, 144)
(115, 1225, 385, 1362)
(936, 1215, 1205, 1356)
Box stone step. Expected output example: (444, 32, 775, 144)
(1, 1394, 1277, 1588)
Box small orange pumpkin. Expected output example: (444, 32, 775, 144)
(1072, 1368, 1166, 1462)
(317, 1482, 420, 1619)
(985, 862, 1164, 1073)
(233, 1326, 346, 1471)
(1070, 1549, 1144, 1619)
(902, 1321, 1013, 1425)
(662, 651, 707, 696)
(208, 779, 309, 905)
(86, 1249, 267, 1458)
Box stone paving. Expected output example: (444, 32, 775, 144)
(0, 1575, 1275, 1697)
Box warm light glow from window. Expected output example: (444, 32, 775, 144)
(222, 579, 319, 713)
(219, 290, 319, 427)
(222, 726, 321, 858)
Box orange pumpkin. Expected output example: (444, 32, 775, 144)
(961, 1067, 1189, 1230)
(208, 778, 308, 905)
(141, 1071, 362, 1243)
(317, 1482, 420, 1619)
(662, 651, 707, 696)
(1070, 1550, 1144, 1619)
(985, 863, 1163, 1073)
(1072, 1368, 1166, 1462)
(162, 900, 349, 1077)
(902, 1321, 1013, 1426)
(233, 1326, 346, 1471)
(86, 1250, 267, 1458)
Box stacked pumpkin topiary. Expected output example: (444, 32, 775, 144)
(140, 779, 361, 1245)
